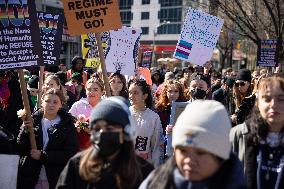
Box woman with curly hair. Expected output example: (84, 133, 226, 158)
(155, 80, 185, 133)
(230, 76, 284, 189)
(155, 80, 186, 158)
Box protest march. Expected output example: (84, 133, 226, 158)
(0, 0, 284, 189)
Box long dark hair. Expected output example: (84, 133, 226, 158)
(109, 72, 129, 99)
(128, 79, 153, 109)
(79, 141, 143, 189)
(246, 76, 284, 144)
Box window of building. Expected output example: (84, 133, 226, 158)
(119, 0, 133, 9)
(141, 27, 149, 35)
(141, 12, 150, 20)
(158, 8, 182, 22)
(159, 0, 182, 7)
(157, 24, 181, 34)
(120, 11, 133, 24)
(142, 0, 150, 5)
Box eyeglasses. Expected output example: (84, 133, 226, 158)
(235, 81, 246, 87)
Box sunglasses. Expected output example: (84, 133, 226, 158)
(235, 81, 246, 87)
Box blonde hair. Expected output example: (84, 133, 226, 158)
(86, 77, 104, 91)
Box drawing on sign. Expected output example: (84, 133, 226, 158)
(174, 8, 223, 66)
(37, 12, 63, 65)
(0, 0, 43, 70)
(105, 27, 142, 76)
(82, 32, 109, 68)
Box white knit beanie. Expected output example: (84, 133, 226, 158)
(172, 100, 231, 160)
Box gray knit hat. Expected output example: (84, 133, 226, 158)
(172, 100, 231, 160)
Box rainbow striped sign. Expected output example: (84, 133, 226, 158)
(174, 40, 193, 59)
(174, 8, 224, 66)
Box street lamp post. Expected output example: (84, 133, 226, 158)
(152, 21, 171, 68)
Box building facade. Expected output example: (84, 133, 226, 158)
(36, 0, 209, 68)
(120, 0, 209, 66)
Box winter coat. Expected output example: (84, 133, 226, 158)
(55, 152, 154, 189)
(139, 153, 246, 189)
(235, 94, 256, 125)
(17, 109, 79, 189)
(230, 122, 284, 189)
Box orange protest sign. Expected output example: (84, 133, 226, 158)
(63, 0, 122, 36)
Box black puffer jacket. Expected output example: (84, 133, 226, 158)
(17, 109, 79, 189)
(56, 152, 154, 189)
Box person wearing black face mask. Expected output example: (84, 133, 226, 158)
(56, 97, 154, 189)
(188, 79, 209, 100)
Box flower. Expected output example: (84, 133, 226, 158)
(75, 114, 89, 130)
(17, 109, 27, 120)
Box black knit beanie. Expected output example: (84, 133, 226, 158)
(90, 97, 130, 128)
(236, 69, 252, 82)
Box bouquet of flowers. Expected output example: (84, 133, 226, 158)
(75, 114, 89, 131)
(75, 114, 91, 150)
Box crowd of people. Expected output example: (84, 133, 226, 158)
(0, 56, 284, 189)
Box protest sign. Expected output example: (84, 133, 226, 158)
(63, 0, 122, 36)
(0, 155, 19, 189)
(137, 67, 152, 86)
(18, 70, 37, 149)
(141, 51, 153, 69)
(105, 26, 142, 76)
(81, 32, 109, 68)
(257, 39, 279, 67)
(37, 12, 63, 65)
(174, 8, 224, 66)
(0, 0, 43, 70)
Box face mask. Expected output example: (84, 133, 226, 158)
(190, 88, 207, 99)
(91, 131, 122, 158)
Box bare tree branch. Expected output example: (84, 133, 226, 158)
(262, 0, 279, 36)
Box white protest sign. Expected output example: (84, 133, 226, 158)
(174, 8, 224, 66)
(0, 155, 20, 189)
(105, 26, 142, 76)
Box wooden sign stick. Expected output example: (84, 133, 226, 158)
(37, 66, 44, 109)
(18, 69, 37, 150)
(95, 33, 111, 97)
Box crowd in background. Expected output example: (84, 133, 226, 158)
(0, 56, 284, 189)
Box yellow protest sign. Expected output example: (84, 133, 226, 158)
(63, 0, 122, 36)
(81, 32, 109, 68)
